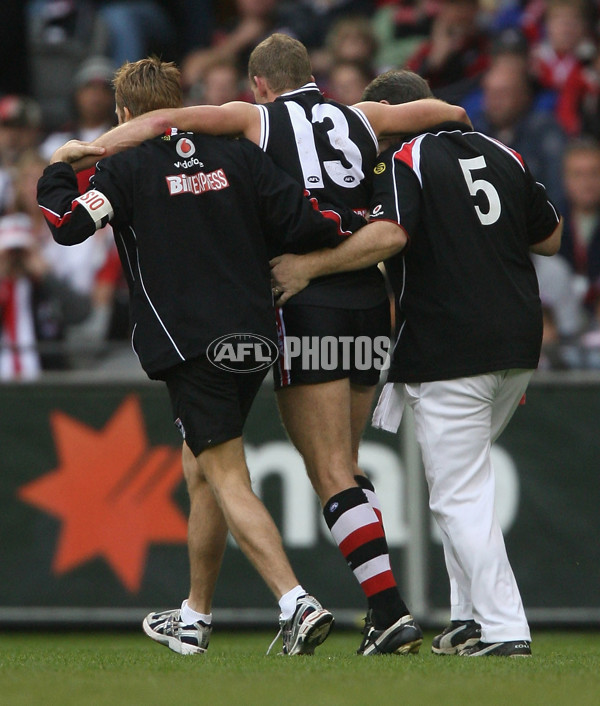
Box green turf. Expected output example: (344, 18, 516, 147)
(1, 631, 599, 706)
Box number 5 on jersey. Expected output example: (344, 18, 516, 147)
(459, 156, 501, 226)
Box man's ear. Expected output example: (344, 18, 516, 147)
(380, 99, 390, 105)
(116, 105, 132, 124)
(253, 76, 269, 100)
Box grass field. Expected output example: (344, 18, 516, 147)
(1, 630, 599, 706)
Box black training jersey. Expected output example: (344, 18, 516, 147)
(38, 132, 355, 377)
(369, 122, 561, 382)
(256, 82, 387, 308)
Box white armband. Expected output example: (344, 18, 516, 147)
(74, 189, 114, 229)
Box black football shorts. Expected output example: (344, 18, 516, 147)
(162, 355, 267, 456)
(273, 300, 391, 390)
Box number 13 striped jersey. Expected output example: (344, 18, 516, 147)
(257, 83, 387, 309)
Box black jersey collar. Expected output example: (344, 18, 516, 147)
(398, 119, 473, 144)
(430, 120, 473, 134)
(275, 82, 321, 101)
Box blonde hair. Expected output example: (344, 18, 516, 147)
(248, 33, 312, 93)
(113, 57, 182, 117)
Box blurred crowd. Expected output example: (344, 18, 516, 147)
(2, 0, 600, 379)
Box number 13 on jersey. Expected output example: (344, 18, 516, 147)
(286, 102, 364, 189)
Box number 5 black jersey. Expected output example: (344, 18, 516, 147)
(256, 82, 387, 309)
(368, 121, 561, 382)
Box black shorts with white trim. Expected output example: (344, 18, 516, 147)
(273, 300, 391, 390)
(161, 355, 267, 456)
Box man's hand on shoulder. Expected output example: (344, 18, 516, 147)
(50, 140, 106, 166)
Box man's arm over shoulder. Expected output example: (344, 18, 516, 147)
(357, 98, 471, 137)
(87, 101, 262, 162)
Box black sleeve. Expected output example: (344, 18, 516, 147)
(368, 148, 421, 239)
(239, 138, 365, 255)
(91, 157, 134, 231)
(37, 162, 115, 245)
(524, 166, 562, 245)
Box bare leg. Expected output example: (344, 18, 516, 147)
(276, 379, 355, 504)
(349, 382, 386, 525)
(349, 382, 378, 476)
(196, 436, 299, 600)
(182, 442, 228, 614)
(277, 380, 407, 629)
(144, 440, 331, 657)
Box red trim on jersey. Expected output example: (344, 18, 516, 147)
(41, 162, 97, 230)
(39, 202, 78, 228)
(361, 571, 398, 598)
(304, 190, 354, 237)
(304, 189, 318, 211)
(338, 521, 385, 557)
(320, 209, 352, 237)
(519, 393, 526, 406)
(394, 141, 417, 169)
(76, 166, 95, 194)
(487, 136, 526, 169)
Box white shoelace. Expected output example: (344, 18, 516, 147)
(266, 627, 282, 655)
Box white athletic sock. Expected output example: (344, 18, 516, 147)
(180, 599, 212, 626)
(278, 585, 306, 621)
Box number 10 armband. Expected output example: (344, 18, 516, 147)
(75, 189, 114, 229)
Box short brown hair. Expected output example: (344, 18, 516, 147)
(113, 57, 182, 118)
(362, 70, 433, 105)
(248, 33, 312, 94)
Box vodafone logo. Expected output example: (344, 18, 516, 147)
(175, 137, 195, 159)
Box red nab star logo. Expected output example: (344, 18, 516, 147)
(18, 395, 187, 592)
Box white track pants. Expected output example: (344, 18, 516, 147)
(376, 370, 532, 642)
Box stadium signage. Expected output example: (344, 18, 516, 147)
(3, 380, 598, 624)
